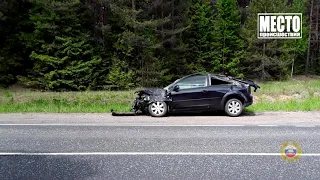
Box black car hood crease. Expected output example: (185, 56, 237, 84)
(136, 88, 170, 102)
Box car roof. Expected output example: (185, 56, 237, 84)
(183, 73, 228, 78)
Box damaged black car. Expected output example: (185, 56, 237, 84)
(113, 73, 260, 117)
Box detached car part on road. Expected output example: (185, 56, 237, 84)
(112, 74, 260, 117)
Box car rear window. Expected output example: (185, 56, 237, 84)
(210, 78, 231, 85)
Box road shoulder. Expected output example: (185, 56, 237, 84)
(0, 111, 320, 126)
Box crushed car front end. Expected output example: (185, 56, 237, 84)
(132, 89, 171, 114)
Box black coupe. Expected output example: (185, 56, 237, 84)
(130, 74, 260, 117)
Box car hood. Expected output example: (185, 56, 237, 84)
(135, 88, 167, 96)
(135, 88, 171, 102)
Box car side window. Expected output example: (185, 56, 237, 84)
(176, 75, 207, 90)
(210, 77, 231, 85)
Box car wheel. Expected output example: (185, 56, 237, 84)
(225, 98, 243, 117)
(148, 101, 168, 117)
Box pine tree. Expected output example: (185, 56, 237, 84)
(183, 0, 215, 73)
(18, 0, 102, 91)
(286, 0, 308, 76)
(152, 0, 191, 85)
(242, 0, 308, 80)
(105, 0, 169, 88)
(212, 0, 245, 77)
(0, 0, 31, 86)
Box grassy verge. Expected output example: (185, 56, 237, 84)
(0, 90, 134, 113)
(248, 78, 320, 112)
(1, 77, 320, 113)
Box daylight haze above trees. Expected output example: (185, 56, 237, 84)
(0, 0, 314, 91)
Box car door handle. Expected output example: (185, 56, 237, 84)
(202, 90, 208, 93)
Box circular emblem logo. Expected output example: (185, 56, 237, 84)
(280, 141, 302, 162)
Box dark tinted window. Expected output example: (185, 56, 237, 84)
(176, 75, 207, 90)
(210, 78, 231, 85)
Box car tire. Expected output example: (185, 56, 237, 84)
(224, 98, 243, 117)
(148, 101, 168, 117)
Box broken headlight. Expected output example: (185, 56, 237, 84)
(143, 95, 150, 101)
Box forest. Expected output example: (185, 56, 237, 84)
(0, 0, 315, 91)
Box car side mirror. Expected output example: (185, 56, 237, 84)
(173, 85, 180, 92)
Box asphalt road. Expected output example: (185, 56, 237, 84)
(0, 112, 320, 180)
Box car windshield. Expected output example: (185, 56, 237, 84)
(164, 79, 180, 90)
(164, 75, 207, 90)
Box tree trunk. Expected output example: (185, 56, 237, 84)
(132, 0, 136, 20)
(262, 41, 266, 80)
(306, 0, 313, 75)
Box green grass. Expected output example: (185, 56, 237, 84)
(0, 89, 135, 113)
(247, 96, 320, 112)
(1, 78, 320, 113)
(247, 78, 320, 112)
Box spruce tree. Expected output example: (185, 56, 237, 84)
(19, 0, 102, 91)
(0, 0, 31, 86)
(242, 0, 308, 80)
(212, 0, 245, 77)
(106, 0, 169, 88)
(183, 0, 215, 73)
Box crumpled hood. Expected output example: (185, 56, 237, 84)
(135, 88, 171, 102)
(136, 88, 167, 96)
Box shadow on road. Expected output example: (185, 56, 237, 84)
(168, 110, 257, 117)
(0, 155, 97, 180)
(113, 110, 258, 117)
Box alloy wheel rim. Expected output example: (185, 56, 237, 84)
(228, 100, 241, 114)
(150, 102, 165, 115)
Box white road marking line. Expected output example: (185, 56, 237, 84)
(295, 125, 316, 127)
(0, 124, 318, 127)
(0, 152, 319, 156)
(0, 124, 246, 127)
(257, 125, 278, 127)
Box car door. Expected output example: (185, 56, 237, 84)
(206, 85, 232, 109)
(206, 76, 234, 109)
(170, 75, 211, 111)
